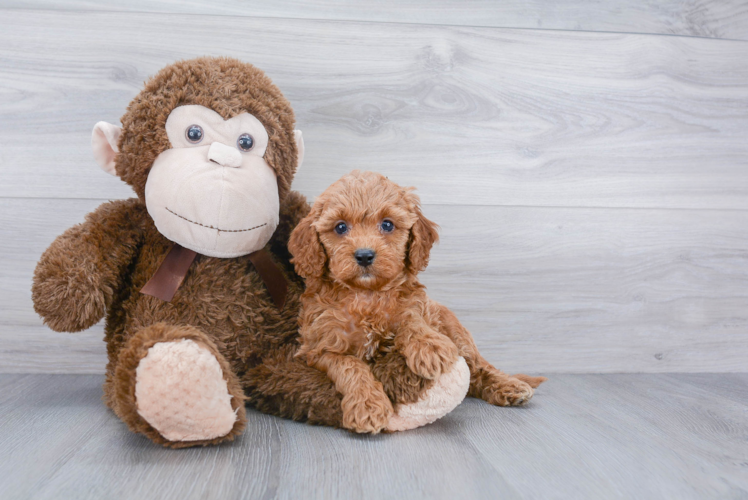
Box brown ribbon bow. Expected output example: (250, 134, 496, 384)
(140, 243, 287, 310)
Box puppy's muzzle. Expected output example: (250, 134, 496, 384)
(354, 248, 376, 268)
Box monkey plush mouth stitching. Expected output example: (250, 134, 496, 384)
(165, 207, 267, 233)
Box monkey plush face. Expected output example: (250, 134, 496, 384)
(143, 105, 279, 257)
(89, 57, 304, 258)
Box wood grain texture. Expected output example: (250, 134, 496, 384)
(1, 10, 747, 209)
(1, 374, 746, 499)
(4, 198, 747, 374)
(2, 8, 747, 374)
(3, 0, 748, 40)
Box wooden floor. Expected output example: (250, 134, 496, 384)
(1, 373, 746, 500)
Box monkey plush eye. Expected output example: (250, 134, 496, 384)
(334, 222, 348, 235)
(185, 125, 204, 143)
(237, 133, 254, 151)
(381, 220, 395, 233)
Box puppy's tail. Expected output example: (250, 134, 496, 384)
(512, 373, 548, 388)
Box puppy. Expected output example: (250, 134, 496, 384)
(289, 171, 546, 433)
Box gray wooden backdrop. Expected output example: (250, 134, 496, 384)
(2, 1, 747, 374)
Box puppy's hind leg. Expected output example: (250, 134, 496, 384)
(469, 358, 537, 407)
(435, 304, 546, 407)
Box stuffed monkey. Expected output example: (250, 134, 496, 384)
(31, 57, 471, 447)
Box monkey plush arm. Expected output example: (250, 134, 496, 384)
(32, 198, 145, 332)
(269, 190, 311, 261)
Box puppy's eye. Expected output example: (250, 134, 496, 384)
(380, 220, 395, 233)
(237, 133, 254, 151)
(334, 222, 348, 235)
(186, 125, 204, 143)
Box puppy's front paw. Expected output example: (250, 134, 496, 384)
(484, 377, 534, 407)
(341, 389, 394, 434)
(403, 336, 459, 380)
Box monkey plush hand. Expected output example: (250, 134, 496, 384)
(32, 57, 469, 447)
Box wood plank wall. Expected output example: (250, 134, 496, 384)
(1, 3, 747, 373)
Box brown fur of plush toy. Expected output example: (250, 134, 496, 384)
(32, 57, 357, 447)
(289, 171, 547, 434)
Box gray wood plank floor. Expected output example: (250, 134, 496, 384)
(1, 374, 746, 500)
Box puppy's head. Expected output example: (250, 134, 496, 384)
(289, 171, 439, 290)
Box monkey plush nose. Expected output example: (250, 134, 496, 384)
(208, 142, 242, 168)
(354, 248, 376, 267)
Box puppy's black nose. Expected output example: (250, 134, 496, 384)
(354, 248, 376, 267)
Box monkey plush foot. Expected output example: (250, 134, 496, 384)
(386, 356, 470, 432)
(135, 339, 239, 442)
(109, 323, 246, 447)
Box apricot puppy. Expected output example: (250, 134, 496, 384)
(289, 171, 546, 433)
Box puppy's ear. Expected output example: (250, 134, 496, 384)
(289, 204, 326, 280)
(406, 192, 439, 273)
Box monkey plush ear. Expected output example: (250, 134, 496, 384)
(294, 130, 305, 171)
(91, 121, 122, 176)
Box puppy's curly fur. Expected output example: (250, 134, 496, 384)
(289, 171, 546, 434)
